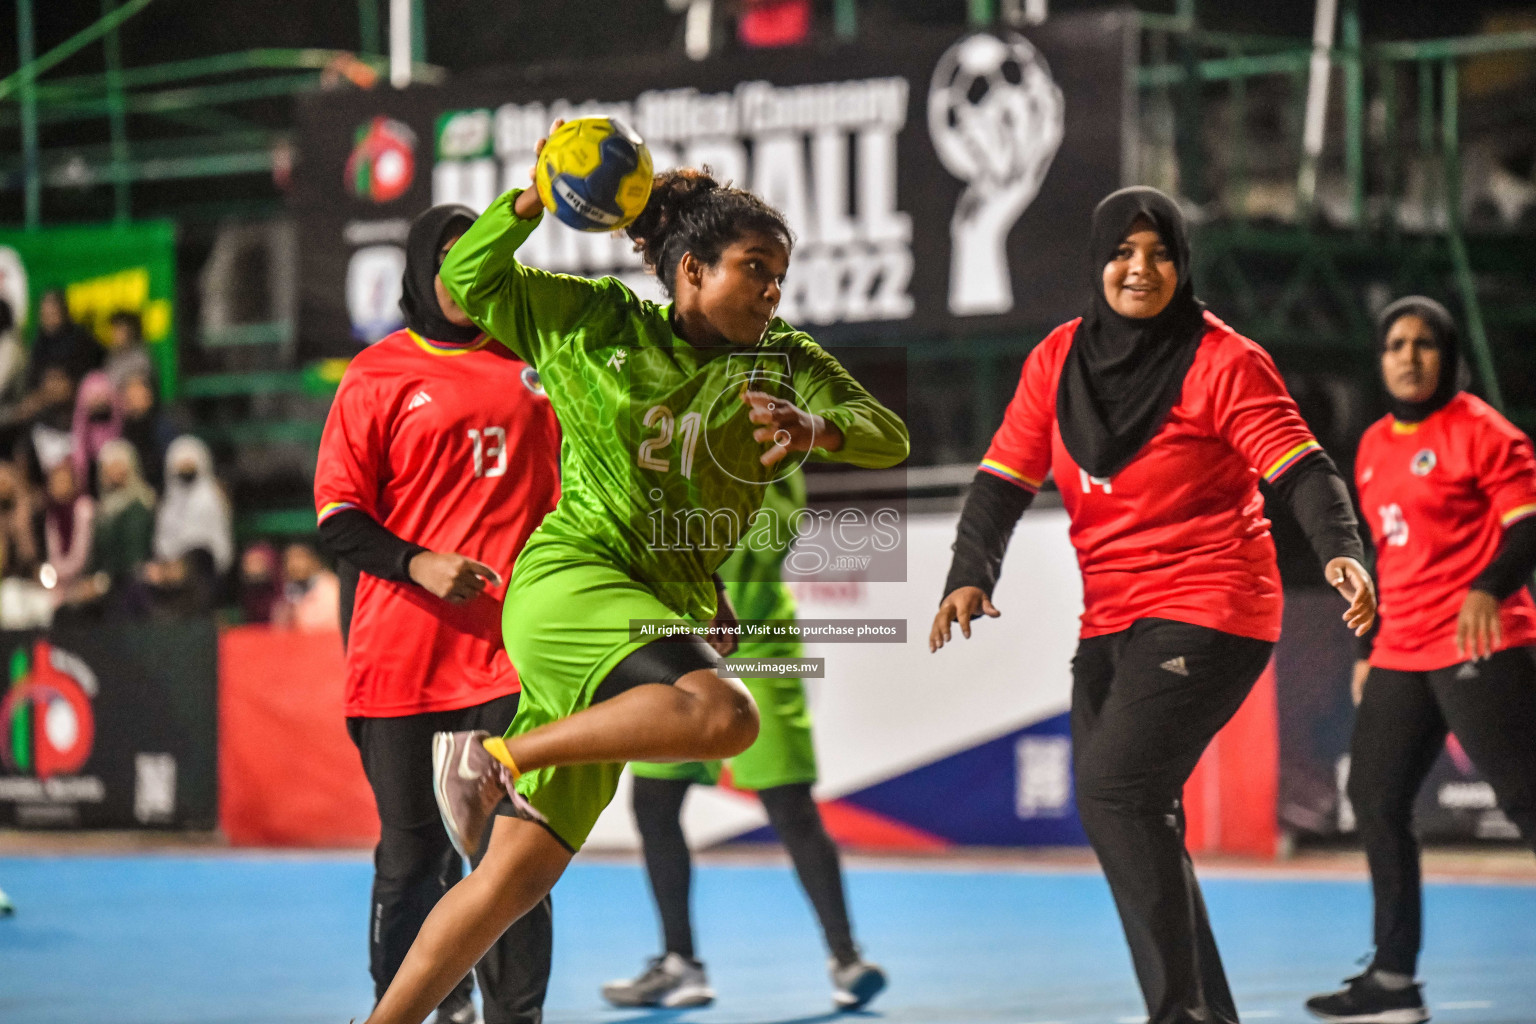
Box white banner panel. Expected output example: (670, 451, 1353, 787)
(584, 508, 1083, 851)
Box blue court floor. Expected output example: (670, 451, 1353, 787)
(0, 854, 1533, 1024)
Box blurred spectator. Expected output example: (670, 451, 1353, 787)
(28, 288, 102, 388)
(26, 366, 78, 478)
(0, 461, 39, 580)
(272, 542, 340, 633)
(239, 541, 281, 623)
(85, 439, 156, 590)
(71, 371, 123, 494)
(0, 299, 28, 411)
(0, 460, 50, 630)
(105, 311, 154, 391)
(120, 372, 176, 491)
(145, 436, 232, 613)
(0, 301, 30, 455)
(43, 460, 93, 591)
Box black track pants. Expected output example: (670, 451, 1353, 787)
(349, 694, 553, 1024)
(1349, 646, 1536, 975)
(1071, 618, 1274, 1024)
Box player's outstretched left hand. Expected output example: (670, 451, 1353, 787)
(1326, 556, 1376, 637)
(409, 551, 502, 605)
(929, 586, 1000, 652)
(742, 390, 843, 467)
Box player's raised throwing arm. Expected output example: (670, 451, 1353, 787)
(437, 186, 613, 368)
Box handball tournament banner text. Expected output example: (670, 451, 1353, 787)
(291, 13, 1128, 358)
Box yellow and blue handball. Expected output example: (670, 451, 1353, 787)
(534, 117, 654, 232)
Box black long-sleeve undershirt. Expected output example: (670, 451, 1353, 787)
(317, 508, 426, 584)
(1472, 515, 1536, 601)
(1266, 451, 1367, 570)
(942, 471, 1035, 599)
(940, 451, 1364, 602)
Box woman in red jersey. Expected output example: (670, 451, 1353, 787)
(315, 204, 562, 1024)
(930, 187, 1376, 1024)
(1305, 298, 1536, 1023)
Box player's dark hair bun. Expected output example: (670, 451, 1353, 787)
(626, 167, 793, 298)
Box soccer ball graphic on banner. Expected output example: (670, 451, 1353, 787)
(928, 33, 1064, 316)
(534, 117, 655, 232)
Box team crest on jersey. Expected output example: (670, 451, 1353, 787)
(1410, 449, 1436, 476)
(520, 366, 546, 397)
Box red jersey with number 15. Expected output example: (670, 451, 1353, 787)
(315, 328, 561, 717)
(1355, 392, 1536, 671)
(980, 312, 1324, 642)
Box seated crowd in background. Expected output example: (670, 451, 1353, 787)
(0, 294, 235, 629)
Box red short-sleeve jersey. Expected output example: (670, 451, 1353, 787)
(981, 312, 1322, 642)
(315, 329, 561, 717)
(1355, 392, 1536, 671)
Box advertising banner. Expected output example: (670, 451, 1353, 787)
(0, 618, 217, 830)
(291, 13, 1129, 359)
(0, 221, 180, 396)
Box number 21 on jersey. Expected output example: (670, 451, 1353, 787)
(637, 406, 703, 478)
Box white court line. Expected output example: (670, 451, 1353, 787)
(1439, 1001, 1495, 1010)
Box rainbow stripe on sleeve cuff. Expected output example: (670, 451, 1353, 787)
(1262, 440, 1322, 483)
(1501, 502, 1536, 527)
(979, 458, 1043, 492)
(317, 500, 359, 525)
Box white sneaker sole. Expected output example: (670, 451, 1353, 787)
(660, 984, 715, 1008)
(599, 983, 714, 1009)
(1307, 1009, 1430, 1024)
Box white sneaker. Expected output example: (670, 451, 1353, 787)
(431, 730, 506, 860)
(830, 955, 887, 1011)
(600, 952, 715, 1008)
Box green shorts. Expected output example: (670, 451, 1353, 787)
(500, 548, 699, 851)
(631, 639, 817, 791)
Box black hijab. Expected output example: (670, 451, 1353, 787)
(400, 204, 482, 344)
(1056, 187, 1208, 479)
(1377, 295, 1465, 423)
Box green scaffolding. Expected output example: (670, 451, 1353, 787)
(6, 2, 1536, 496)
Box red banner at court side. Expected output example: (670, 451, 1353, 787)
(219, 626, 379, 847)
(1183, 662, 1280, 857)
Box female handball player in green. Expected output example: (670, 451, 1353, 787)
(605, 470, 887, 1012)
(360, 139, 908, 1024)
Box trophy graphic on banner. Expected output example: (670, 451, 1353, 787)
(928, 33, 1064, 317)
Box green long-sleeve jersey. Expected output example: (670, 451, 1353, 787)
(719, 468, 805, 623)
(440, 190, 909, 621)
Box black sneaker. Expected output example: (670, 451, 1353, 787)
(1305, 971, 1429, 1023)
